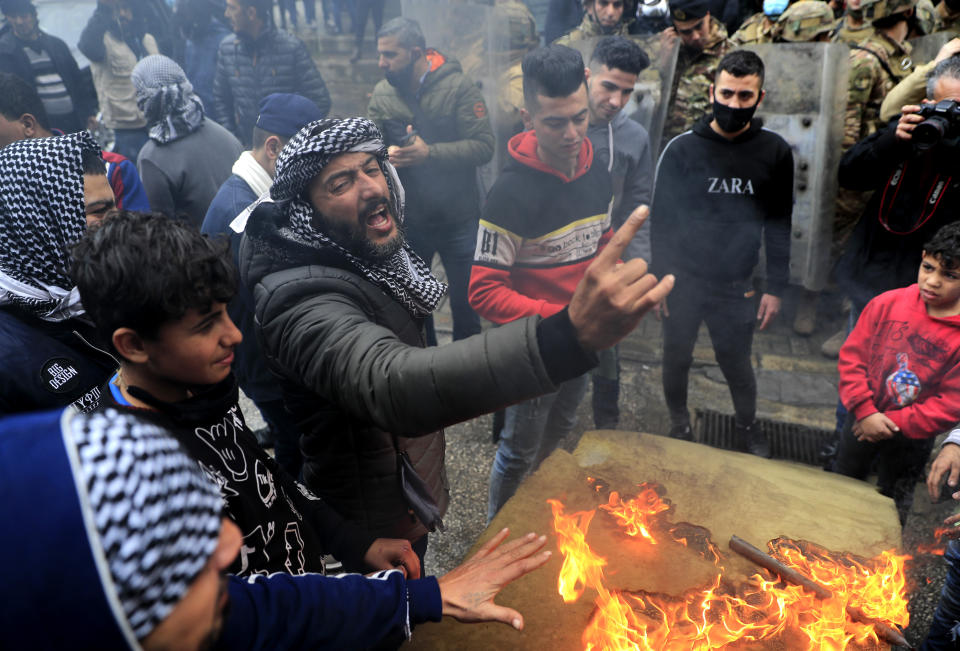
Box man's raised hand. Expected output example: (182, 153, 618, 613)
(568, 205, 674, 351)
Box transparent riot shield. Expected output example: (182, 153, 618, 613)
(908, 32, 959, 67)
(744, 42, 849, 291)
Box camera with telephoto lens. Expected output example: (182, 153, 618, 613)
(912, 99, 960, 150)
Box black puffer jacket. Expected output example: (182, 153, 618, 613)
(212, 28, 330, 146)
(238, 201, 590, 541)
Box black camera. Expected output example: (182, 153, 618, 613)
(913, 99, 960, 150)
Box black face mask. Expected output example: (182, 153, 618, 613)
(713, 98, 759, 134)
(385, 58, 416, 90)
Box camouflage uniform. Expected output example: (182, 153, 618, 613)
(731, 11, 778, 45)
(553, 11, 632, 45)
(915, 0, 943, 34)
(837, 1, 915, 253)
(662, 16, 733, 144)
(844, 30, 913, 148)
(775, 0, 836, 42)
(832, 15, 876, 44)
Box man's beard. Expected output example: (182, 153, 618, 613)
(313, 199, 406, 262)
(385, 60, 416, 89)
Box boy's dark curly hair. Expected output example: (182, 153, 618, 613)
(924, 221, 960, 270)
(71, 211, 236, 357)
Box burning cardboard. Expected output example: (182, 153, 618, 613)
(409, 431, 903, 650)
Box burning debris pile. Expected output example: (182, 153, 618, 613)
(549, 480, 910, 650)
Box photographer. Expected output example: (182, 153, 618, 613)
(836, 56, 960, 316)
(826, 57, 960, 493)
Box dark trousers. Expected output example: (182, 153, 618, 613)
(661, 276, 757, 427)
(833, 412, 934, 525)
(922, 540, 960, 650)
(355, 0, 385, 45)
(406, 217, 481, 343)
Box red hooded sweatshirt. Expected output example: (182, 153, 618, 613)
(839, 284, 960, 438)
(468, 129, 613, 324)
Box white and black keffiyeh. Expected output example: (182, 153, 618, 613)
(0, 131, 99, 321)
(271, 117, 447, 318)
(67, 408, 222, 641)
(132, 55, 205, 145)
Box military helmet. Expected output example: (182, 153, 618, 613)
(490, 0, 539, 52)
(914, 0, 937, 34)
(776, 0, 836, 41)
(863, 0, 918, 22)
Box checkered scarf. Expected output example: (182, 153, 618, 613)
(132, 55, 205, 144)
(271, 117, 446, 318)
(0, 131, 99, 321)
(67, 408, 223, 640)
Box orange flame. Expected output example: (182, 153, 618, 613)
(550, 482, 910, 650)
(548, 499, 607, 603)
(599, 483, 670, 545)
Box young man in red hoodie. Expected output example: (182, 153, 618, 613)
(835, 221, 960, 524)
(470, 44, 616, 521)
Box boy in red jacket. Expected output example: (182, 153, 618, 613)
(834, 221, 960, 524)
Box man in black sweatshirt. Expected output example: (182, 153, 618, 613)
(651, 49, 793, 457)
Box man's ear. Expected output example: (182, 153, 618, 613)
(265, 135, 284, 160)
(584, 67, 591, 83)
(20, 113, 39, 138)
(757, 88, 767, 106)
(521, 107, 533, 131)
(112, 328, 150, 364)
(708, 83, 715, 103)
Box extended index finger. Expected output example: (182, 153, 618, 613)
(594, 205, 649, 269)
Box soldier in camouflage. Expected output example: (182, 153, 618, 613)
(732, 0, 792, 45)
(660, 0, 733, 144)
(775, 0, 836, 42)
(844, 0, 915, 151)
(832, 0, 880, 44)
(554, 0, 633, 44)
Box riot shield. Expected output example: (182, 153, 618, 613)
(909, 32, 960, 67)
(743, 42, 849, 291)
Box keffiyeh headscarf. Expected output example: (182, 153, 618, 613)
(271, 117, 447, 317)
(68, 408, 223, 640)
(132, 55, 205, 144)
(0, 131, 99, 321)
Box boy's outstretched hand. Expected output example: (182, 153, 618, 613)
(568, 205, 674, 351)
(928, 443, 960, 501)
(853, 412, 899, 442)
(437, 528, 551, 631)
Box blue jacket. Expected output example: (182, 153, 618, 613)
(0, 307, 116, 415)
(202, 173, 281, 403)
(0, 408, 443, 650)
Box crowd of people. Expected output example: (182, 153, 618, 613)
(3, 0, 960, 646)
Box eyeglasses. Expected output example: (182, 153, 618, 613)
(675, 19, 705, 35)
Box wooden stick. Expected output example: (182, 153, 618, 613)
(729, 535, 912, 649)
(729, 535, 832, 599)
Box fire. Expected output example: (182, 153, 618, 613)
(549, 482, 910, 650)
(548, 499, 607, 603)
(916, 526, 955, 556)
(599, 483, 670, 544)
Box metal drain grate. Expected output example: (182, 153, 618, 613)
(694, 409, 833, 466)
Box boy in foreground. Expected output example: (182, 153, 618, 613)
(835, 221, 960, 524)
(71, 210, 419, 578)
